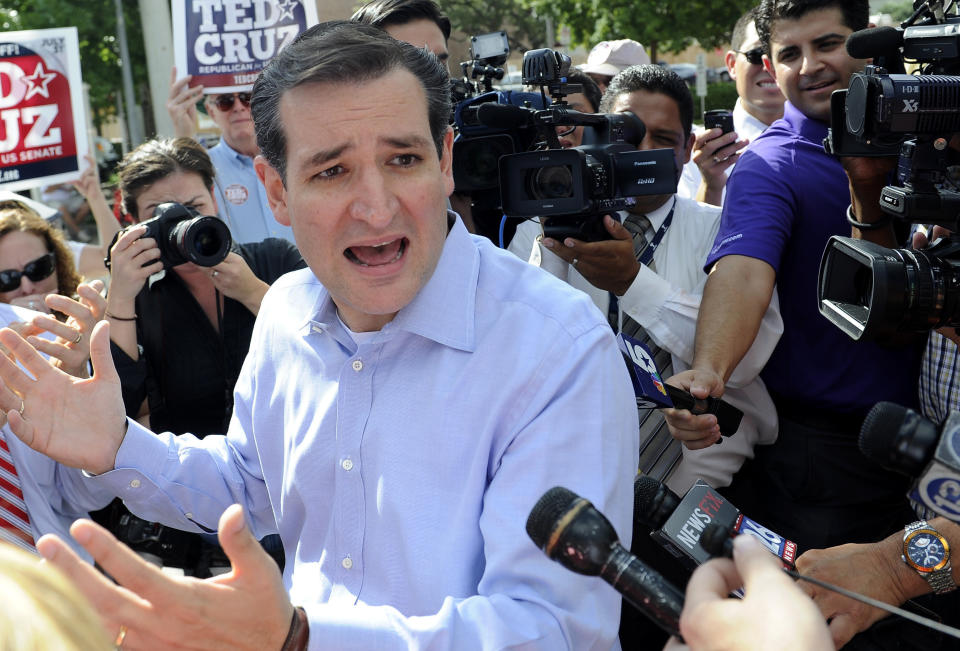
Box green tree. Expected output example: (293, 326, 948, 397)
(878, 0, 914, 23)
(521, 0, 757, 61)
(443, 0, 549, 55)
(0, 0, 149, 134)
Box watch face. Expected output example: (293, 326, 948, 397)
(906, 531, 949, 572)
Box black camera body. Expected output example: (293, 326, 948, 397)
(494, 48, 677, 242)
(106, 202, 232, 271)
(819, 2, 960, 339)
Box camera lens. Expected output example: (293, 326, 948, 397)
(528, 165, 574, 200)
(170, 216, 232, 267)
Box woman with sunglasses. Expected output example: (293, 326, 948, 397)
(99, 137, 304, 576)
(0, 206, 81, 312)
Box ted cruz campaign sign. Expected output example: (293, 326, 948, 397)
(0, 27, 88, 192)
(173, 0, 319, 94)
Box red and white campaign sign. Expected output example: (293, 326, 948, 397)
(0, 27, 87, 192)
(173, 0, 319, 94)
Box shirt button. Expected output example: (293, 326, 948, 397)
(129, 479, 141, 488)
(341, 458, 354, 471)
(352, 360, 363, 372)
(342, 556, 353, 570)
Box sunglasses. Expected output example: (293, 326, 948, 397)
(212, 92, 252, 112)
(0, 251, 55, 293)
(736, 48, 764, 66)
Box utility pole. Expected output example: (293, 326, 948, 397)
(114, 0, 144, 147)
(139, 0, 175, 137)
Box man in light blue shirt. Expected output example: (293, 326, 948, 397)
(2, 22, 639, 650)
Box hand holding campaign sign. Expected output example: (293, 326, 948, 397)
(173, 0, 319, 94)
(0, 28, 87, 192)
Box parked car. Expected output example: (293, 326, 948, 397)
(663, 62, 721, 86)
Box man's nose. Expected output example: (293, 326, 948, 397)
(348, 168, 399, 226)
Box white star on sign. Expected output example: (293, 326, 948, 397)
(276, 0, 297, 22)
(22, 62, 57, 100)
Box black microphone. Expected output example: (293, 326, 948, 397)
(475, 102, 535, 130)
(526, 486, 684, 637)
(634, 475, 797, 569)
(846, 26, 906, 74)
(860, 402, 960, 522)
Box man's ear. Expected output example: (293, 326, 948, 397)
(439, 126, 455, 198)
(682, 131, 695, 165)
(724, 50, 738, 80)
(762, 54, 776, 79)
(255, 155, 290, 226)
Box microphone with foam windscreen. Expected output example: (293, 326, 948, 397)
(846, 26, 906, 74)
(526, 486, 684, 637)
(860, 402, 960, 522)
(475, 102, 536, 130)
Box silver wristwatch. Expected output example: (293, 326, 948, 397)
(902, 520, 958, 594)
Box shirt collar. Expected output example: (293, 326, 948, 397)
(782, 101, 828, 145)
(732, 98, 769, 142)
(217, 137, 252, 163)
(307, 211, 478, 352)
(643, 194, 677, 231)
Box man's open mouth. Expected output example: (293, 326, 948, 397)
(345, 238, 408, 267)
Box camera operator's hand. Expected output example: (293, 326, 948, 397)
(106, 225, 163, 307)
(206, 252, 270, 316)
(840, 155, 899, 246)
(662, 369, 724, 449)
(911, 226, 960, 347)
(541, 215, 640, 296)
(24, 280, 106, 379)
(167, 67, 204, 139)
(691, 128, 748, 207)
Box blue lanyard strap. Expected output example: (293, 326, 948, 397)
(636, 200, 676, 267)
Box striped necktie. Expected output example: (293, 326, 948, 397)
(0, 429, 35, 552)
(618, 212, 681, 481)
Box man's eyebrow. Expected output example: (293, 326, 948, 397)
(307, 144, 350, 168)
(383, 134, 433, 150)
(775, 32, 846, 58)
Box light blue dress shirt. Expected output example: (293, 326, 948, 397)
(207, 139, 295, 244)
(0, 304, 114, 561)
(91, 217, 639, 649)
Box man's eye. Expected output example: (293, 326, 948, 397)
(392, 154, 420, 166)
(316, 165, 344, 179)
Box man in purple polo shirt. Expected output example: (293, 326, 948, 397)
(665, 0, 923, 552)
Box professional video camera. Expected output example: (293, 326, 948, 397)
(105, 202, 232, 271)
(449, 31, 548, 244)
(818, 1, 960, 340)
(494, 48, 678, 242)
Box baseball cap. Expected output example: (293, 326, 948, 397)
(580, 39, 651, 77)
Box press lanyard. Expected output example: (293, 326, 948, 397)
(636, 198, 676, 268)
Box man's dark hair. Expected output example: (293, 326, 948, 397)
(756, 0, 869, 54)
(350, 0, 451, 41)
(731, 8, 757, 53)
(251, 21, 450, 183)
(599, 64, 693, 139)
(565, 70, 602, 113)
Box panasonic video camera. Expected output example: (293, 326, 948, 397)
(819, 1, 960, 340)
(106, 202, 232, 271)
(495, 48, 677, 241)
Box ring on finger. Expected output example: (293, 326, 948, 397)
(713, 154, 721, 164)
(114, 624, 128, 648)
(73, 330, 82, 344)
(211, 270, 219, 278)
(18, 399, 24, 418)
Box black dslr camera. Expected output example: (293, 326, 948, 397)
(106, 202, 232, 271)
(496, 48, 678, 241)
(819, 1, 960, 340)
